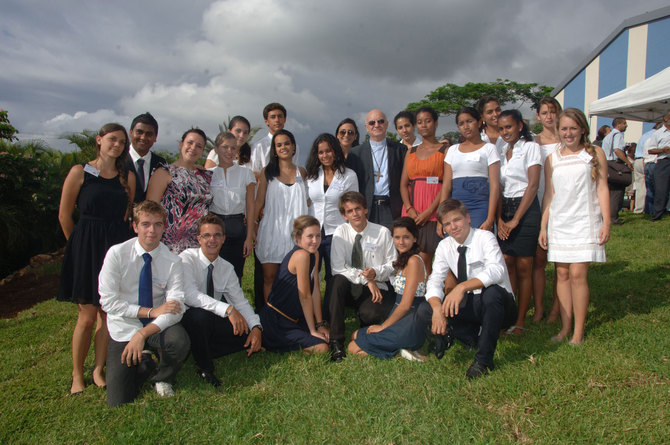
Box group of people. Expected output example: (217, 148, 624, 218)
(56, 96, 633, 407)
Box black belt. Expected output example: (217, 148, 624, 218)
(372, 195, 390, 206)
(211, 212, 244, 220)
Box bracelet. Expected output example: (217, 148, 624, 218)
(406, 205, 414, 212)
(147, 308, 152, 318)
(315, 321, 329, 329)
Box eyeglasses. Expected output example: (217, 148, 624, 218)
(338, 129, 355, 136)
(367, 119, 386, 127)
(198, 233, 224, 240)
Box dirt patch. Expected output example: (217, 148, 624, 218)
(0, 270, 60, 318)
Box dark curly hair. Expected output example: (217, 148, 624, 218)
(305, 133, 347, 180)
(391, 217, 421, 271)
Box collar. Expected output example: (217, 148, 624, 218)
(197, 247, 219, 268)
(129, 145, 152, 163)
(133, 239, 162, 258)
(349, 220, 369, 236)
(451, 225, 474, 250)
(370, 139, 386, 151)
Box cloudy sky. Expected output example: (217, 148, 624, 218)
(2, 0, 668, 164)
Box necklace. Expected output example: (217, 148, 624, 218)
(371, 145, 386, 183)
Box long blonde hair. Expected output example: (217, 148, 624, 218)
(558, 108, 599, 182)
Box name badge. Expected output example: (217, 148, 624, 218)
(364, 242, 377, 252)
(577, 151, 593, 164)
(211, 178, 225, 187)
(426, 176, 439, 185)
(466, 152, 480, 162)
(84, 164, 100, 177)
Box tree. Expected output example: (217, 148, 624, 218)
(406, 79, 554, 116)
(60, 129, 98, 160)
(0, 110, 19, 142)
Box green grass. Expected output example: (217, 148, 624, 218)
(1, 212, 669, 443)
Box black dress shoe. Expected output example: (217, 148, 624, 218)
(197, 369, 222, 387)
(465, 361, 492, 379)
(429, 324, 454, 359)
(136, 351, 157, 378)
(330, 341, 346, 362)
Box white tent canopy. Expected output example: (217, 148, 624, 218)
(589, 66, 670, 122)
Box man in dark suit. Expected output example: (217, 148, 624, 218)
(347, 109, 407, 227)
(126, 112, 167, 203)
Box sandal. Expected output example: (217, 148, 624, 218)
(505, 325, 525, 336)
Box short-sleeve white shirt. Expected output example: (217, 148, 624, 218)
(445, 143, 500, 179)
(500, 139, 542, 198)
(208, 164, 256, 215)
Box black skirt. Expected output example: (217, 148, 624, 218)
(498, 196, 540, 257)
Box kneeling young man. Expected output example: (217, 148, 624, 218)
(426, 199, 517, 378)
(179, 214, 262, 387)
(328, 191, 396, 361)
(100, 200, 190, 407)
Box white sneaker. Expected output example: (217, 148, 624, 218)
(155, 382, 175, 398)
(399, 349, 427, 362)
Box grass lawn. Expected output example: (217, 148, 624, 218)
(1, 212, 668, 443)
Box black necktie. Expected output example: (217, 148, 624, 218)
(138, 253, 153, 326)
(457, 245, 469, 310)
(206, 263, 214, 298)
(136, 159, 146, 192)
(351, 234, 364, 297)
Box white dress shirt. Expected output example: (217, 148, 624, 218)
(307, 167, 358, 236)
(426, 227, 513, 300)
(100, 239, 185, 342)
(370, 139, 390, 196)
(330, 221, 396, 291)
(445, 143, 500, 178)
(179, 248, 261, 328)
(643, 135, 658, 164)
(129, 145, 153, 192)
(648, 125, 670, 161)
(480, 131, 507, 158)
(208, 164, 256, 215)
(602, 129, 625, 161)
(500, 139, 542, 198)
(250, 132, 301, 172)
(400, 135, 422, 148)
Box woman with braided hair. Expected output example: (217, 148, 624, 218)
(539, 108, 610, 346)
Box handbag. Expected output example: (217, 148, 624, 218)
(607, 160, 632, 187)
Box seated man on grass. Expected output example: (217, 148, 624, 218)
(328, 191, 396, 362)
(425, 199, 517, 378)
(100, 200, 189, 407)
(179, 213, 262, 387)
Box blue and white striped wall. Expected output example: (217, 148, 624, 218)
(554, 15, 670, 142)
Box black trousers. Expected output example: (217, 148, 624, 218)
(328, 274, 394, 344)
(419, 285, 516, 369)
(253, 250, 265, 310)
(609, 184, 625, 223)
(652, 158, 670, 220)
(368, 197, 393, 228)
(106, 323, 190, 407)
(181, 307, 248, 372)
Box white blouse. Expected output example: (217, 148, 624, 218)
(307, 167, 358, 236)
(208, 164, 256, 215)
(445, 143, 500, 179)
(500, 139, 542, 198)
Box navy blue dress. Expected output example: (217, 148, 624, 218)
(354, 256, 429, 359)
(58, 166, 131, 306)
(259, 246, 326, 353)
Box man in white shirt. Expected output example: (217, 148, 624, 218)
(99, 200, 190, 407)
(328, 192, 396, 361)
(348, 109, 407, 227)
(125, 112, 167, 203)
(602, 118, 631, 225)
(250, 102, 300, 175)
(648, 110, 670, 221)
(643, 122, 663, 215)
(425, 199, 517, 379)
(179, 214, 262, 387)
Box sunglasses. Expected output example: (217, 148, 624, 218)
(338, 129, 356, 136)
(367, 119, 386, 127)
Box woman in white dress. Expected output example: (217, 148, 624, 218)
(253, 129, 309, 301)
(539, 108, 610, 346)
(305, 133, 358, 314)
(532, 97, 563, 323)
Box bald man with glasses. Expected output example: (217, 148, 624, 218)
(347, 109, 407, 227)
